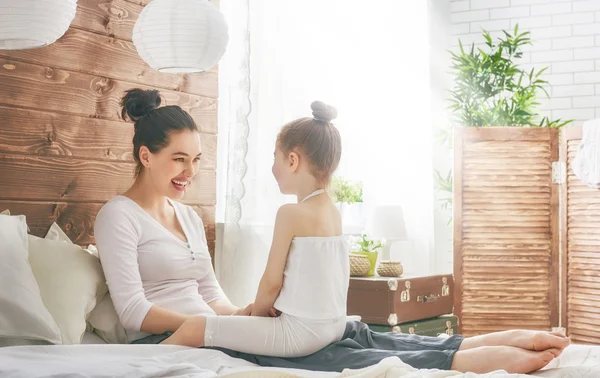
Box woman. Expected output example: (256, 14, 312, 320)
(94, 88, 570, 373)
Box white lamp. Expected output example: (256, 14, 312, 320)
(133, 0, 229, 73)
(365, 206, 408, 261)
(0, 0, 77, 50)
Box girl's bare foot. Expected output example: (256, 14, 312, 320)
(451, 346, 558, 374)
(459, 330, 570, 353)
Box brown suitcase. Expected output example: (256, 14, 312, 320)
(347, 274, 454, 326)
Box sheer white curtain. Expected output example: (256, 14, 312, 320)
(217, 0, 435, 306)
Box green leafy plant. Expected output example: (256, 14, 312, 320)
(449, 25, 571, 128)
(330, 177, 363, 204)
(356, 234, 383, 253)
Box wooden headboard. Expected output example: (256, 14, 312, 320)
(0, 0, 218, 255)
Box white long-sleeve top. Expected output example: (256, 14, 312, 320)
(94, 196, 224, 342)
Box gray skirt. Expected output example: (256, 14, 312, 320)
(131, 321, 463, 371)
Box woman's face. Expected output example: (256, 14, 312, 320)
(145, 130, 202, 200)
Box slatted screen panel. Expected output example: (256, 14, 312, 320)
(561, 126, 600, 344)
(454, 127, 560, 336)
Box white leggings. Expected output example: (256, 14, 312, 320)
(204, 313, 346, 357)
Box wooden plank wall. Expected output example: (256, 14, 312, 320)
(454, 127, 560, 336)
(0, 0, 218, 254)
(561, 126, 600, 344)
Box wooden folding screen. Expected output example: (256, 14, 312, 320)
(561, 126, 600, 344)
(453, 127, 560, 337)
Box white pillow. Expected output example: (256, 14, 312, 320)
(45, 222, 98, 256)
(45, 222, 72, 244)
(87, 293, 127, 344)
(0, 214, 62, 345)
(44, 223, 121, 343)
(28, 235, 108, 344)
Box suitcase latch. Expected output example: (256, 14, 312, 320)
(445, 320, 454, 335)
(417, 293, 440, 303)
(400, 281, 411, 302)
(442, 277, 450, 297)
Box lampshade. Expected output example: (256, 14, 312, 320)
(132, 0, 229, 73)
(0, 0, 77, 50)
(365, 206, 408, 241)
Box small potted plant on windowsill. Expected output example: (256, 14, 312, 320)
(352, 234, 383, 276)
(330, 177, 364, 234)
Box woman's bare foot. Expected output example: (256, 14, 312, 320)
(451, 346, 558, 374)
(459, 330, 570, 353)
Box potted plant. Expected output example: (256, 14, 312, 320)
(449, 25, 571, 129)
(352, 234, 383, 276)
(330, 177, 365, 234)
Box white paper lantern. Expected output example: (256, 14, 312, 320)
(0, 0, 77, 50)
(133, 0, 229, 74)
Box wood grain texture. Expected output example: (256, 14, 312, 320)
(0, 155, 216, 205)
(562, 126, 600, 344)
(73, 0, 142, 40)
(0, 58, 217, 134)
(1, 28, 218, 98)
(0, 106, 217, 169)
(0, 201, 216, 256)
(454, 127, 559, 337)
(0, 0, 218, 261)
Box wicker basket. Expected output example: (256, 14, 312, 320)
(377, 261, 403, 277)
(350, 254, 370, 277)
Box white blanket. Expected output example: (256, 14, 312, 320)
(0, 344, 597, 378)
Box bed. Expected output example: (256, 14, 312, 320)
(1, 333, 599, 378)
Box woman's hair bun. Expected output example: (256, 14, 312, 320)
(120, 88, 162, 122)
(311, 101, 338, 123)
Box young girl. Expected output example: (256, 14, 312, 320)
(162, 101, 349, 357)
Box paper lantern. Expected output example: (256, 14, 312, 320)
(133, 0, 229, 73)
(0, 0, 77, 50)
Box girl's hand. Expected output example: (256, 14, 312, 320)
(268, 308, 281, 317)
(250, 307, 279, 317)
(232, 303, 253, 316)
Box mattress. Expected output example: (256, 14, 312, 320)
(0, 343, 598, 378)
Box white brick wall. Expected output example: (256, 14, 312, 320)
(450, 0, 600, 124)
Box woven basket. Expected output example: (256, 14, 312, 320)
(350, 254, 370, 277)
(377, 261, 403, 277)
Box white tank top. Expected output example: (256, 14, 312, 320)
(273, 190, 350, 320)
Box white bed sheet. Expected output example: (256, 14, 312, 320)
(0, 343, 598, 378)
